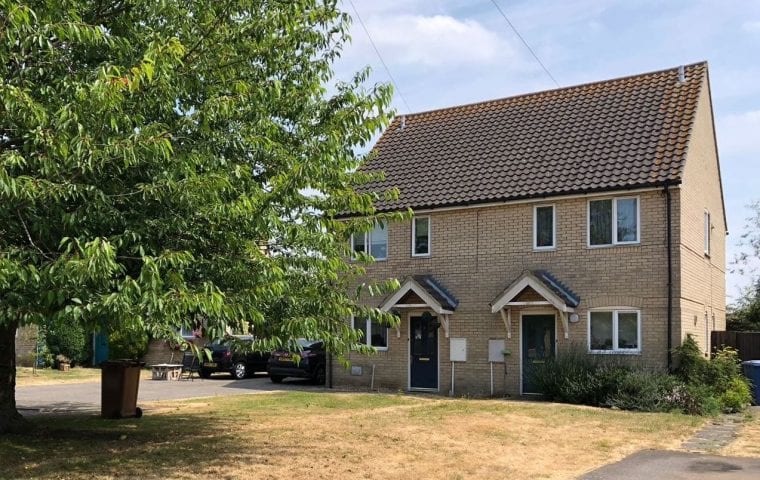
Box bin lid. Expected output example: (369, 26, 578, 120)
(101, 360, 145, 367)
(741, 360, 760, 366)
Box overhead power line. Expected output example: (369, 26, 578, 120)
(347, 0, 413, 113)
(489, 0, 560, 88)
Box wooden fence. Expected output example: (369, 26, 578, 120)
(711, 331, 760, 361)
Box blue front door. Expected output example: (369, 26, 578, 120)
(93, 332, 109, 365)
(410, 315, 438, 389)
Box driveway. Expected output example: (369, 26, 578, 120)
(17, 374, 323, 415)
(582, 450, 760, 480)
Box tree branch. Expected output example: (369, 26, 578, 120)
(15, 210, 53, 260)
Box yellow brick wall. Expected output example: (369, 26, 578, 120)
(334, 189, 679, 396)
(677, 75, 727, 355)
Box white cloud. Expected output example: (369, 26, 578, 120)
(352, 14, 518, 68)
(717, 110, 760, 156)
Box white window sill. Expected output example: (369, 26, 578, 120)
(588, 349, 641, 355)
(533, 247, 556, 252)
(587, 242, 641, 249)
(411, 254, 431, 258)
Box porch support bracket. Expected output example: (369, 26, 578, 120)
(441, 314, 450, 338)
(560, 311, 569, 339)
(499, 308, 512, 339)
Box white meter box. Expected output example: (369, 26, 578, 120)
(488, 339, 506, 363)
(450, 337, 467, 362)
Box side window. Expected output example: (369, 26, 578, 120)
(534, 205, 555, 249)
(412, 216, 431, 256)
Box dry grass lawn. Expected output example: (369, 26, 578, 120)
(720, 409, 760, 458)
(16, 367, 152, 386)
(1, 391, 704, 480)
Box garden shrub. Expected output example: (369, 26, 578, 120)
(108, 325, 149, 360)
(45, 318, 87, 366)
(674, 335, 751, 413)
(530, 337, 751, 415)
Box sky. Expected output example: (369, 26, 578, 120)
(333, 0, 760, 302)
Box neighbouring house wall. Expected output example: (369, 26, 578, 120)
(335, 189, 676, 396)
(141, 338, 204, 365)
(677, 75, 727, 356)
(15, 325, 38, 367)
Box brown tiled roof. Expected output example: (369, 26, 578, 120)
(357, 62, 707, 212)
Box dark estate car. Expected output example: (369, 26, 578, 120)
(267, 339, 326, 385)
(200, 336, 270, 380)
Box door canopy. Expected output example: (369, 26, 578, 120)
(380, 275, 458, 314)
(490, 270, 579, 314)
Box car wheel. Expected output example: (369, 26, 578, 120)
(199, 369, 212, 379)
(232, 362, 247, 380)
(270, 375, 284, 383)
(312, 365, 326, 385)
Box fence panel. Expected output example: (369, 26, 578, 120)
(712, 331, 760, 361)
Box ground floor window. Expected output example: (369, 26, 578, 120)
(588, 309, 640, 353)
(352, 316, 388, 350)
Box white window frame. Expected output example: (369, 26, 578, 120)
(351, 315, 389, 351)
(411, 216, 432, 257)
(704, 210, 711, 257)
(533, 204, 556, 250)
(177, 326, 195, 339)
(587, 308, 641, 354)
(587, 196, 640, 247)
(350, 222, 388, 261)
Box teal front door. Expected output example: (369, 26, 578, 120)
(521, 314, 555, 394)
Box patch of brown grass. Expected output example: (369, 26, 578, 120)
(16, 367, 152, 386)
(0, 392, 704, 480)
(720, 409, 760, 458)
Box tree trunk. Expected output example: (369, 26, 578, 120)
(0, 319, 27, 434)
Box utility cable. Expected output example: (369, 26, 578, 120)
(347, 0, 413, 112)
(489, 0, 560, 87)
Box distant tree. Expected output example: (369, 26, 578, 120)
(731, 201, 760, 331)
(0, 0, 401, 433)
(727, 282, 760, 331)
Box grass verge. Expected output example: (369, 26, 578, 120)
(0, 391, 704, 480)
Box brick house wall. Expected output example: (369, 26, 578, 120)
(676, 76, 727, 354)
(334, 188, 690, 396)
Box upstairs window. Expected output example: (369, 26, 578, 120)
(412, 216, 431, 257)
(533, 205, 555, 250)
(588, 197, 639, 246)
(704, 210, 711, 256)
(351, 222, 388, 260)
(352, 316, 388, 349)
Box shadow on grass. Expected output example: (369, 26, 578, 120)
(0, 409, 282, 479)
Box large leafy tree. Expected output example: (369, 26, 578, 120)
(0, 0, 400, 433)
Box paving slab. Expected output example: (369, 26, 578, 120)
(17, 374, 323, 415)
(581, 450, 760, 480)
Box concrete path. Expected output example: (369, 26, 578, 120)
(682, 413, 744, 452)
(582, 450, 760, 480)
(17, 374, 323, 415)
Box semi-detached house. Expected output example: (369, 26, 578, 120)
(333, 62, 727, 396)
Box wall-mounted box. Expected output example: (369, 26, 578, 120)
(450, 338, 467, 362)
(350, 366, 363, 376)
(488, 339, 506, 363)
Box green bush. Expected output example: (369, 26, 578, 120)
(604, 370, 680, 412)
(108, 325, 149, 360)
(674, 335, 751, 413)
(45, 319, 87, 366)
